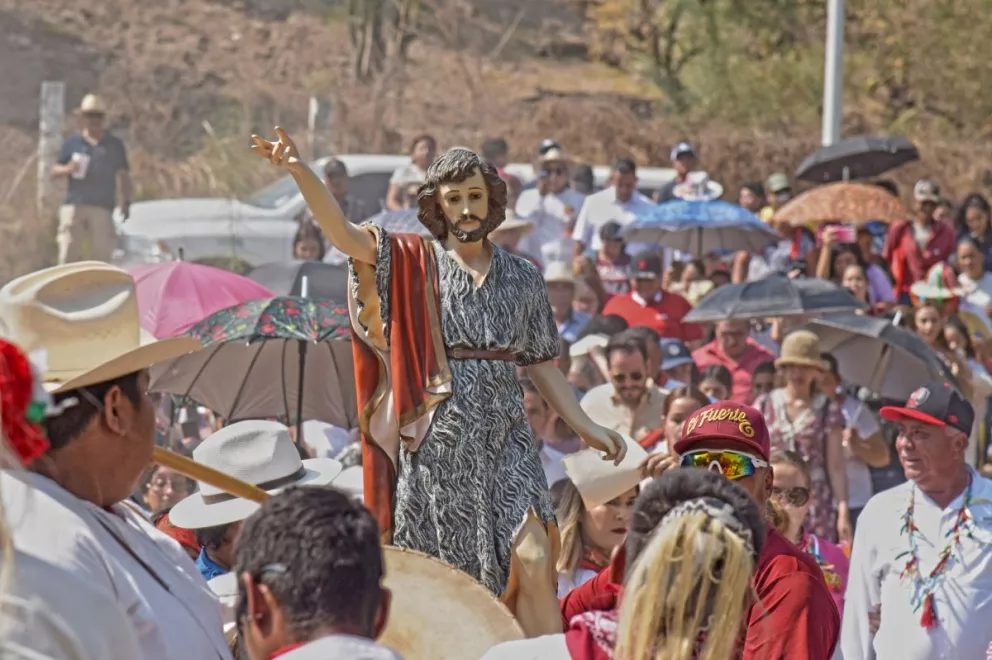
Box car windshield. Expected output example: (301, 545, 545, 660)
(244, 164, 321, 209)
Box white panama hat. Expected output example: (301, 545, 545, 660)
(170, 420, 342, 529)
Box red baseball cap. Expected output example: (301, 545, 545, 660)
(673, 401, 771, 461)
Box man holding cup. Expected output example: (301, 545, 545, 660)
(50, 93, 132, 264)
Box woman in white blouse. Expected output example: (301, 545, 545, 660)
(385, 134, 436, 210)
(956, 236, 992, 313)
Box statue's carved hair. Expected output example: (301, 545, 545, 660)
(416, 148, 508, 241)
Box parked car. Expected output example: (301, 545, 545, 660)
(116, 155, 675, 268)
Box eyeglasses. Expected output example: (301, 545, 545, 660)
(679, 450, 769, 480)
(612, 372, 644, 384)
(150, 476, 190, 491)
(771, 486, 811, 507)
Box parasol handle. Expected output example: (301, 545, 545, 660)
(152, 446, 269, 503)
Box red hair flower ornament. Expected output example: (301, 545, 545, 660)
(0, 339, 77, 465)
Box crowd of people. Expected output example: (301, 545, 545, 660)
(2, 103, 991, 660)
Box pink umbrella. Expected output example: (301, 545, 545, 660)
(129, 262, 274, 338)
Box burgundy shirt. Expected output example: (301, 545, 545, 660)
(560, 527, 839, 660)
(883, 218, 955, 295)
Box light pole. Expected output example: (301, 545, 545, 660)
(821, 0, 845, 146)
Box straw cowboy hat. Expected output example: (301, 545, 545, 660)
(491, 209, 534, 236)
(673, 171, 724, 202)
(0, 262, 200, 393)
(775, 330, 829, 371)
(563, 436, 646, 508)
(379, 546, 525, 659)
(169, 420, 343, 529)
(77, 94, 108, 115)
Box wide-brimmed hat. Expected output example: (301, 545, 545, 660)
(0, 262, 200, 393)
(379, 546, 524, 659)
(77, 94, 108, 115)
(538, 147, 571, 167)
(543, 261, 575, 285)
(774, 330, 829, 371)
(490, 209, 534, 236)
(910, 262, 964, 302)
(562, 437, 646, 508)
(169, 420, 342, 529)
(673, 171, 724, 202)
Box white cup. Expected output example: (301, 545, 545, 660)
(71, 152, 91, 180)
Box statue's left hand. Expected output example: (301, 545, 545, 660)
(580, 426, 627, 466)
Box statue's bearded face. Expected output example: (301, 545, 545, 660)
(438, 168, 492, 243)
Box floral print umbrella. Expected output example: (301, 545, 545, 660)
(148, 297, 357, 429)
(185, 297, 351, 344)
(773, 182, 908, 226)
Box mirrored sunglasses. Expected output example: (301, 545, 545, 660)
(679, 449, 768, 480)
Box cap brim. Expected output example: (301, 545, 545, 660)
(661, 356, 694, 371)
(168, 458, 343, 529)
(632, 271, 661, 279)
(673, 433, 768, 461)
(46, 336, 202, 393)
(878, 406, 946, 428)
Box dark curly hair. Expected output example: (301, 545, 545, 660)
(626, 468, 766, 573)
(416, 148, 508, 241)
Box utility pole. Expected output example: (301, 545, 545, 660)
(37, 81, 66, 218)
(821, 0, 845, 146)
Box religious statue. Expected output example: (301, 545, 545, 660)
(251, 128, 626, 634)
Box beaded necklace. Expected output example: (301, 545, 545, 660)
(896, 477, 975, 629)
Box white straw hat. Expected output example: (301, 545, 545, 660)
(563, 436, 646, 508)
(170, 420, 342, 529)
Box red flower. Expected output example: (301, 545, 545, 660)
(261, 323, 277, 334)
(0, 340, 50, 465)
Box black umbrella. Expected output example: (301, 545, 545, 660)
(684, 275, 866, 323)
(247, 261, 349, 300)
(795, 135, 919, 183)
(802, 313, 954, 400)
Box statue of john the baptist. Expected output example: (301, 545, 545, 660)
(251, 128, 626, 634)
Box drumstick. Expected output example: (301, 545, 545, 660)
(152, 446, 269, 503)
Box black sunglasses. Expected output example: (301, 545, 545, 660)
(612, 372, 644, 384)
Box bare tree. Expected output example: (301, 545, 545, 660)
(348, 0, 421, 82)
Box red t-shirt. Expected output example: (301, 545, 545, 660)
(601, 290, 702, 341)
(560, 528, 839, 660)
(692, 339, 776, 405)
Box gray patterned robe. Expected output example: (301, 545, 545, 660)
(358, 230, 559, 596)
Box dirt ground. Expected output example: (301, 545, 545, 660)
(0, 0, 988, 283)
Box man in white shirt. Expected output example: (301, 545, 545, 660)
(842, 381, 992, 660)
(515, 147, 586, 262)
(0, 262, 231, 660)
(572, 157, 658, 258)
(580, 331, 668, 442)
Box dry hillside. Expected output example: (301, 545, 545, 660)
(1, 0, 989, 281)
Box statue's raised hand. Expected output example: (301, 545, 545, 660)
(250, 127, 303, 172)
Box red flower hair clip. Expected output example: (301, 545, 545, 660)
(0, 340, 56, 465)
